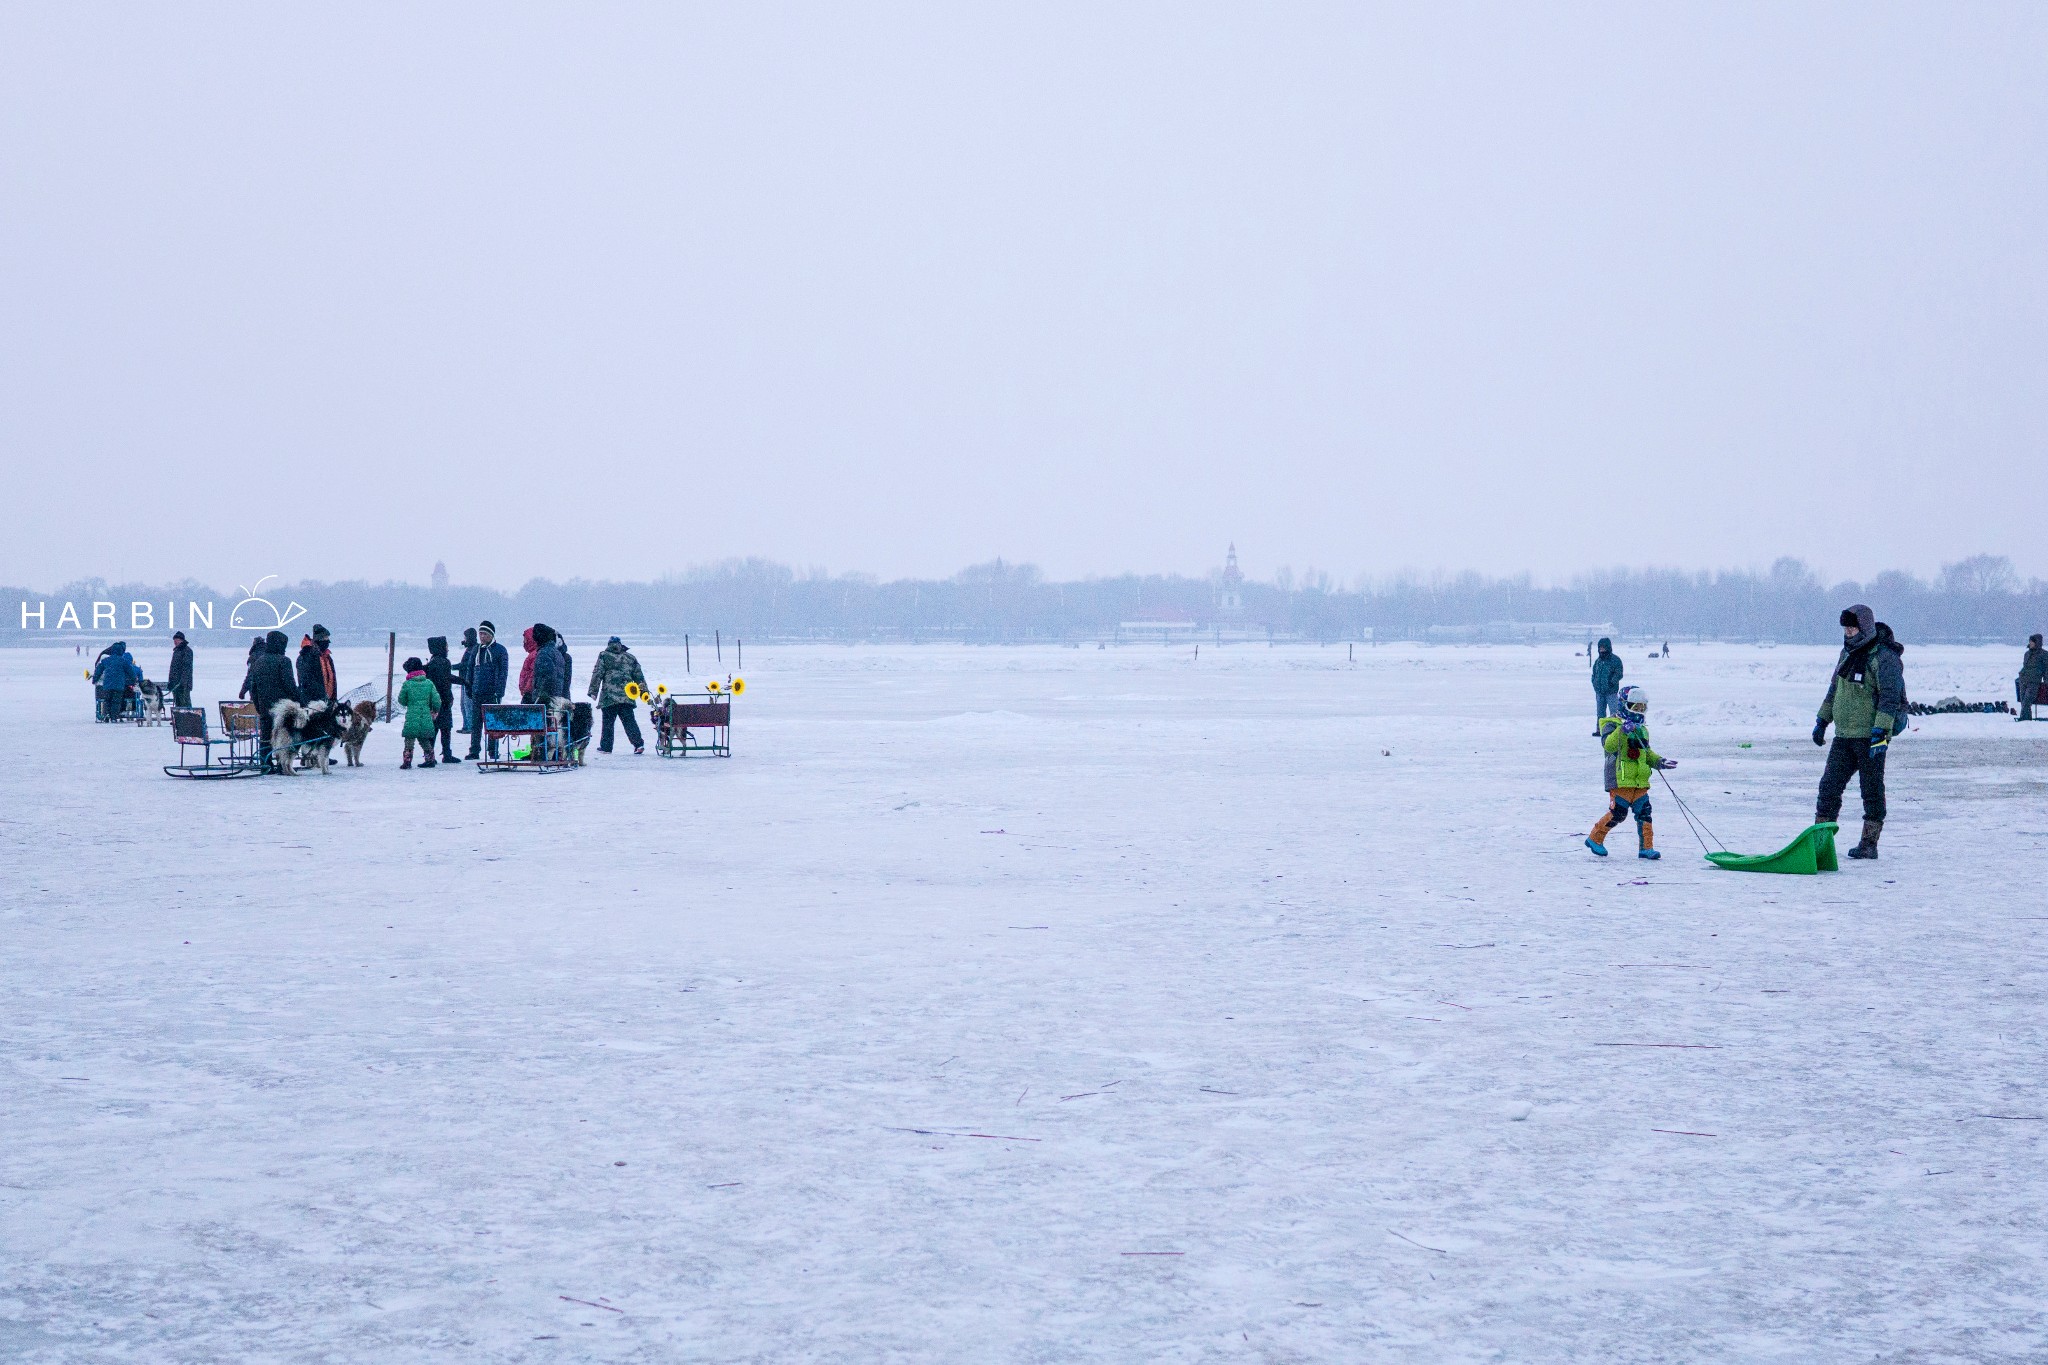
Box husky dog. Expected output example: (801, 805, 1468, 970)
(342, 700, 378, 767)
(269, 698, 350, 775)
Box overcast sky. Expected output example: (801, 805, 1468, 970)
(2, 3, 2043, 592)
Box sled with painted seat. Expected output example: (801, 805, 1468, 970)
(474, 702, 579, 773)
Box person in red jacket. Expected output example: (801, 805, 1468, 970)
(518, 626, 539, 703)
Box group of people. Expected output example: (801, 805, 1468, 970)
(1586, 605, 1918, 863)
(90, 634, 194, 721)
(213, 619, 654, 770)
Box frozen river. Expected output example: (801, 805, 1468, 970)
(3, 640, 2044, 1361)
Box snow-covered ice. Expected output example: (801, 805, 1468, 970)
(4, 641, 2045, 1362)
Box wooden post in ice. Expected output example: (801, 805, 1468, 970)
(716, 630, 721, 663)
(384, 632, 396, 720)
(685, 635, 690, 673)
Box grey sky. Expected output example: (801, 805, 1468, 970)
(3, 3, 2043, 592)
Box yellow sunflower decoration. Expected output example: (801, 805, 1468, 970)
(655, 683, 669, 698)
(706, 679, 722, 693)
(730, 677, 746, 695)
(624, 681, 642, 702)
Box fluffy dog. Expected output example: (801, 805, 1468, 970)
(269, 698, 350, 775)
(342, 700, 378, 767)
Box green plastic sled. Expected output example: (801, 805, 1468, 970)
(1705, 823, 1839, 874)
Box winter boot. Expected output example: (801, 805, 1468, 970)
(1846, 819, 1882, 860)
(1637, 821, 1659, 860)
(1587, 804, 1621, 856)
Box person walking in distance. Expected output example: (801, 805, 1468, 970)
(588, 636, 648, 754)
(1813, 604, 1906, 860)
(168, 631, 194, 710)
(1591, 637, 1623, 736)
(466, 622, 509, 761)
(2018, 633, 2046, 722)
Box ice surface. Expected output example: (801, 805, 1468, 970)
(3, 642, 2044, 1361)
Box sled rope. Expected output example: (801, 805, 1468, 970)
(1657, 770, 1725, 854)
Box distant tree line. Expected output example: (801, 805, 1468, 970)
(7, 554, 2044, 645)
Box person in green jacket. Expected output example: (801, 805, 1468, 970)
(396, 657, 441, 769)
(1812, 604, 1906, 859)
(1587, 685, 1676, 860)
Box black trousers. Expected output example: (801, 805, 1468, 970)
(600, 703, 643, 752)
(1817, 736, 1887, 824)
(434, 699, 455, 756)
(467, 697, 502, 758)
(172, 685, 191, 710)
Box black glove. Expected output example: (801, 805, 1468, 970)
(1811, 720, 1827, 746)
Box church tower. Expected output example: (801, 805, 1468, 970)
(1217, 544, 1244, 616)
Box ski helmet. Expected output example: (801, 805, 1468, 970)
(1619, 684, 1648, 716)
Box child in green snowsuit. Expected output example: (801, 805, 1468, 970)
(397, 657, 441, 769)
(1587, 685, 1676, 860)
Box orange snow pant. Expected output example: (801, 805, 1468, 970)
(1592, 787, 1653, 850)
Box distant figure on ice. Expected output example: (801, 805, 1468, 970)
(167, 631, 193, 710)
(397, 656, 440, 769)
(246, 630, 303, 772)
(588, 636, 648, 754)
(1813, 605, 1905, 860)
(1661, 641, 1670, 658)
(1587, 685, 1675, 860)
(425, 636, 460, 764)
(466, 622, 509, 761)
(2018, 633, 2046, 722)
(1591, 637, 1623, 735)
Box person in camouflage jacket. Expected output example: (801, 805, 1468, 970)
(587, 636, 648, 754)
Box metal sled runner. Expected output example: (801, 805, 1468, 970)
(163, 702, 264, 779)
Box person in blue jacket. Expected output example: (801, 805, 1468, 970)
(1590, 637, 1624, 735)
(93, 642, 139, 721)
(465, 621, 511, 760)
